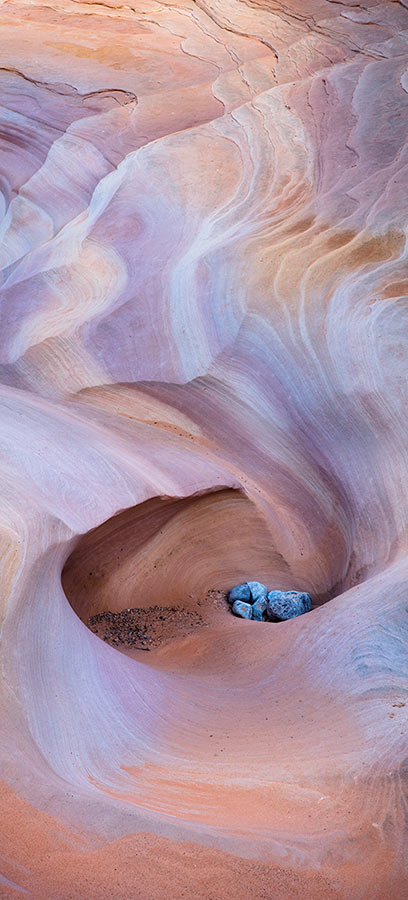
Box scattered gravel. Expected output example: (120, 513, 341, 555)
(87, 591, 229, 651)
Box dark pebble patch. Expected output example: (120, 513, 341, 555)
(87, 604, 208, 651)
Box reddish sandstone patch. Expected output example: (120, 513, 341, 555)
(0, 781, 384, 900)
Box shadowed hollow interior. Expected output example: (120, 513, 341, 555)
(62, 487, 368, 634)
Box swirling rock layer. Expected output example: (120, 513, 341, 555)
(1, 1, 408, 898)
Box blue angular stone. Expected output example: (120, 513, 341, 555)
(251, 596, 268, 621)
(231, 600, 252, 619)
(267, 590, 312, 621)
(228, 583, 251, 604)
(247, 581, 268, 603)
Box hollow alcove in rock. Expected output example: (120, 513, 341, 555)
(62, 486, 371, 655)
(62, 488, 288, 641)
(58, 486, 397, 853)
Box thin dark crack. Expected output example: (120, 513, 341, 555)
(0, 66, 138, 106)
(191, 0, 279, 61)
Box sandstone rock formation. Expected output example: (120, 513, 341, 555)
(1, 2, 408, 898)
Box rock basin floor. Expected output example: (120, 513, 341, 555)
(86, 588, 315, 656)
(87, 590, 228, 653)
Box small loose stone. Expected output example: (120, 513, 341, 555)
(267, 590, 312, 621)
(251, 596, 268, 621)
(247, 581, 268, 603)
(228, 583, 251, 603)
(231, 600, 252, 619)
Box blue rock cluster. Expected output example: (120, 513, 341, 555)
(228, 582, 312, 622)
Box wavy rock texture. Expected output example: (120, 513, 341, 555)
(1, 1, 408, 898)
